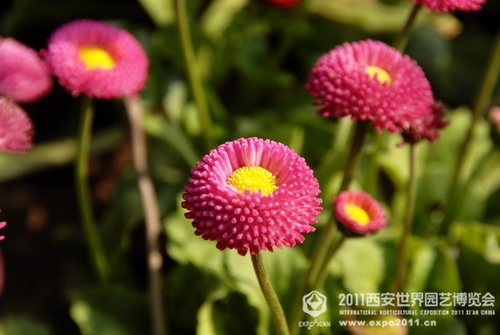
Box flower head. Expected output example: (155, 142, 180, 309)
(0, 37, 52, 103)
(401, 101, 449, 144)
(182, 137, 322, 256)
(0, 97, 33, 153)
(43, 19, 148, 99)
(306, 39, 434, 133)
(334, 190, 387, 236)
(412, 0, 486, 12)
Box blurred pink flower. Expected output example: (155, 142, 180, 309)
(334, 190, 387, 235)
(0, 219, 5, 241)
(401, 101, 449, 144)
(489, 106, 500, 132)
(182, 137, 322, 256)
(412, 0, 486, 12)
(0, 97, 33, 153)
(265, 0, 300, 7)
(306, 39, 434, 133)
(0, 37, 52, 103)
(43, 19, 148, 99)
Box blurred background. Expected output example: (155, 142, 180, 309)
(0, 0, 499, 334)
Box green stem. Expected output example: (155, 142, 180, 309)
(393, 3, 423, 52)
(173, 0, 214, 149)
(289, 121, 368, 335)
(74, 97, 110, 283)
(314, 235, 347, 290)
(362, 3, 422, 195)
(251, 253, 290, 335)
(442, 24, 500, 234)
(125, 97, 168, 335)
(338, 121, 369, 192)
(391, 143, 418, 293)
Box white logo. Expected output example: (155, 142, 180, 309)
(302, 291, 327, 317)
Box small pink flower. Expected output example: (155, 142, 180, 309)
(0, 37, 52, 103)
(334, 190, 387, 235)
(412, 0, 486, 12)
(306, 39, 434, 133)
(43, 19, 148, 99)
(0, 97, 33, 153)
(401, 101, 449, 144)
(182, 137, 322, 256)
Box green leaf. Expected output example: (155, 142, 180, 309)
(451, 221, 500, 297)
(70, 285, 149, 335)
(406, 236, 437, 294)
(329, 237, 385, 294)
(164, 198, 226, 278)
(143, 113, 200, 167)
(0, 317, 53, 335)
(424, 240, 462, 294)
(137, 0, 174, 27)
(201, 0, 249, 41)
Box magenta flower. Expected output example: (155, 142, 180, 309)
(334, 190, 387, 236)
(0, 220, 5, 241)
(0, 37, 52, 103)
(0, 97, 33, 153)
(182, 137, 322, 256)
(401, 101, 449, 144)
(412, 0, 485, 12)
(306, 39, 434, 133)
(43, 19, 148, 99)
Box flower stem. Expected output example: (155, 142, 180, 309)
(307, 121, 367, 286)
(338, 121, 369, 192)
(393, 3, 423, 52)
(442, 24, 500, 234)
(391, 143, 418, 294)
(314, 234, 347, 289)
(289, 121, 368, 335)
(173, 0, 214, 149)
(74, 97, 110, 283)
(251, 253, 290, 335)
(125, 97, 168, 335)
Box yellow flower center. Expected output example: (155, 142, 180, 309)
(345, 204, 370, 226)
(227, 166, 278, 196)
(365, 65, 392, 85)
(78, 46, 115, 70)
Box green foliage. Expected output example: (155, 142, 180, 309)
(0, 0, 499, 334)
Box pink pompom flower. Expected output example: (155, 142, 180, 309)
(334, 190, 387, 236)
(182, 137, 323, 256)
(306, 39, 434, 133)
(0, 97, 33, 153)
(42, 19, 148, 99)
(0, 37, 52, 103)
(412, 0, 486, 12)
